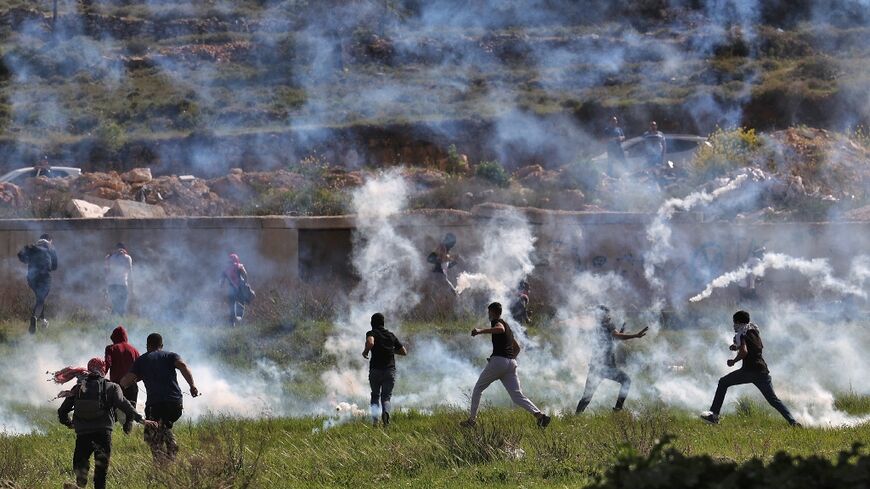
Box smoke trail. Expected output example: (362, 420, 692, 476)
(644, 172, 752, 295)
(690, 253, 868, 303)
(453, 209, 537, 305)
(320, 170, 426, 407)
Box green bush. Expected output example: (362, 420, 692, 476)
(247, 186, 349, 216)
(95, 119, 128, 154)
(475, 160, 510, 187)
(692, 127, 770, 179)
(591, 437, 870, 489)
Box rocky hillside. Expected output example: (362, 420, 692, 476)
(1, 127, 867, 221)
(0, 1, 868, 174)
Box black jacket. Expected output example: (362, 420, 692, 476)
(58, 375, 143, 434)
(18, 240, 58, 279)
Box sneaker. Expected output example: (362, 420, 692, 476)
(41, 318, 49, 330)
(459, 419, 476, 428)
(235, 316, 243, 322)
(382, 411, 390, 428)
(536, 414, 552, 429)
(28, 316, 36, 334)
(700, 412, 720, 424)
(790, 422, 803, 428)
(123, 419, 134, 434)
(612, 407, 624, 412)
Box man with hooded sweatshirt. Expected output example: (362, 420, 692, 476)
(58, 358, 156, 489)
(17, 233, 58, 333)
(362, 313, 407, 427)
(105, 325, 140, 434)
(120, 333, 199, 463)
(461, 302, 551, 429)
(700, 310, 800, 426)
(105, 243, 133, 316)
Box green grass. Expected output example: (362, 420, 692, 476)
(2, 405, 869, 488)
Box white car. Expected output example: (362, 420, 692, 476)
(0, 166, 82, 185)
(593, 134, 711, 168)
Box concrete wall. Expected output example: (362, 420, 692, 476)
(1, 209, 867, 317)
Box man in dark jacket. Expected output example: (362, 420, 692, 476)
(17, 233, 58, 334)
(105, 325, 141, 433)
(700, 310, 800, 426)
(120, 333, 199, 463)
(362, 313, 407, 427)
(58, 358, 156, 489)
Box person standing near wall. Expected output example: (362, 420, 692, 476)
(105, 243, 133, 316)
(220, 253, 248, 327)
(18, 233, 58, 334)
(362, 313, 407, 427)
(604, 116, 626, 176)
(461, 302, 551, 429)
(120, 333, 199, 464)
(105, 325, 141, 434)
(575, 305, 648, 414)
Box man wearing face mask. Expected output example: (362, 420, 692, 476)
(700, 310, 800, 426)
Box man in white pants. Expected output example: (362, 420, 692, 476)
(460, 302, 551, 428)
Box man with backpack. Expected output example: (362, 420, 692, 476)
(362, 312, 407, 427)
(57, 358, 156, 489)
(220, 253, 250, 327)
(105, 325, 140, 434)
(120, 333, 199, 463)
(105, 243, 133, 316)
(17, 233, 58, 333)
(700, 310, 800, 426)
(575, 305, 648, 414)
(460, 302, 551, 429)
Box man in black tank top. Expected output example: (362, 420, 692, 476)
(363, 313, 407, 427)
(460, 302, 551, 429)
(701, 310, 799, 426)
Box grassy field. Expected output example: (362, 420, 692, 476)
(0, 308, 868, 488)
(2, 403, 870, 488)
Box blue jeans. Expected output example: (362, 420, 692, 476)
(710, 369, 796, 424)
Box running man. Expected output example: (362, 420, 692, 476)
(575, 305, 648, 414)
(120, 333, 199, 463)
(701, 310, 800, 426)
(18, 233, 58, 333)
(461, 302, 551, 428)
(362, 313, 407, 427)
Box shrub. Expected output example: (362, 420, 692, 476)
(95, 119, 127, 155)
(692, 127, 770, 179)
(475, 160, 510, 187)
(590, 437, 870, 489)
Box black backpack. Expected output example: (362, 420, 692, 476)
(74, 378, 108, 422)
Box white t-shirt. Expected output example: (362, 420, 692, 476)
(106, 252, 133, 286)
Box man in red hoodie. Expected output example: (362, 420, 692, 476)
(105, 325, 140, 434)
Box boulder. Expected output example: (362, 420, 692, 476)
(105, 199, 167, 218)
(120, 167, 153, 185)
(67, 199, 109, 218)
(0, 182, 24, 208)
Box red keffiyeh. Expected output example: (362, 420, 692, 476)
(49, 358, 106, 399)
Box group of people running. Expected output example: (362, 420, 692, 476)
(363, 302, 800, 430)
(14, 232, 801, 488)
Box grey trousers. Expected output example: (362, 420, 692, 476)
(469, 356, 541, 420)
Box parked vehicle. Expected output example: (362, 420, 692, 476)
(0, 166, 82, 185)
(593, 134, 711, 169)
